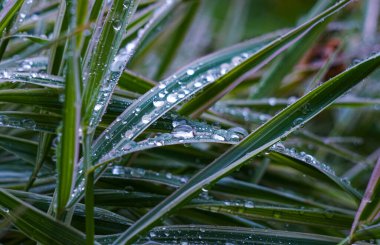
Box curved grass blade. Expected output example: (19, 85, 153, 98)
(178, 0, 352, 117)
(267, 143, 361, 202)
(93, 189, 352, 228)
(0, 71, 63, 88)
(100, 168, 354, 215)
(0, 189, 87, 245)
(8, 189, 133, 229)
(113, 52, 380, 244)
(98, 225, 341, 245)
(195, 201, 353, 229)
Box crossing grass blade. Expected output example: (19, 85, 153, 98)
(113, 51, 380, 244)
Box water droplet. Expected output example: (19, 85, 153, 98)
(212, 133, 225, 141)
(220, 63, 230, 75)
(172, 125, 194, 139)
(22, 119, 36, 129)
(244, 200, 254, 208)
(166, 94, 177, 103)
(292, 117, 304, 127)
(113, 20, 121, 31)
(186, 69, 194, 75)
(112, 166, 125, 175)
(141, 115, 151, 124)
(94, 104, 102, 111)
(153, 100, 165, 107)
(124, 130, 133, 139)
(232, 56, 243, 66)
(268, 98, 276, 106)
(194, 81, 202, 87)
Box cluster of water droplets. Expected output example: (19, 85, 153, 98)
(9, 57, 48, 73)
(268, 142, 336, 176)
(0, 69, 63, 88)
(0, 115, 36, 130)
(101, 51, 253, 154)
(107, 166, 188, 186)
(101, 116, 248, 164)
(212, 104, 271, 124)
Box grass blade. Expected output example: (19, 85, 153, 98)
(350, 156, 380, 235)
(0, 0, 24, 34)
(0, 189, 87, 245)
(55, 0, 81, 218)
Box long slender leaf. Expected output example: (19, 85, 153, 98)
(0, 189, 87, 245)
(113, 51, 380, 243)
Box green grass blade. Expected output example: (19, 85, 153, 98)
(25, 132, 53, 190)
(8, 189, 133, 232)
(0, 111, 60, 132)
(0, 189, 87, 245)
(55, 0, 81, 218)
(250, 1, 331, 99)
(349, 223, 380, 243)
(0, 0, 24, 34)
(113, 52, 380, 244)
(0, 71, 63, 88)
(118, 69, 156, 94)
(153, 0, 199, 79)
(267, 145, 361, 202)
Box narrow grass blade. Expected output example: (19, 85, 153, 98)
(153, 0, 199, 79)
(267, 144, 361, 202)
(8, 190, 133, 232)
(0, 71, 63, 88)
(250, 1, 331, 99)
(81, 0, 139, 132)
(55, 0, 81, 218)
(99, 225, 341, 245)
(347, 223, 380, 243)
(0, 111, 60, 132)
(0, 0, 24, 34)
(118, 70, 156, 94)
(25, 132, 53, 190)
(0, 189, 87, 245)
(113, 52, 380, 244)
(350, 156, 380, 235)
